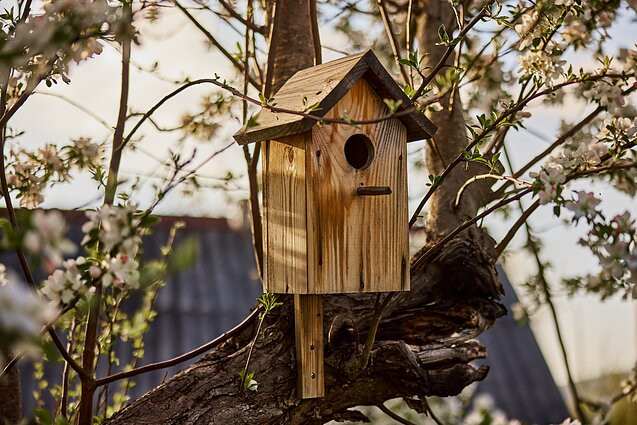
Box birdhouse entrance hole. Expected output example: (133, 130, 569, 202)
(344, 134, 374, 169)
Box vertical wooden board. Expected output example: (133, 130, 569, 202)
(306, 79, 409, 294)
(262, 141, 269, 291)
(294, 294, 324, 398)
(263, 134, 309, 294)
(305, 141, 316, 294)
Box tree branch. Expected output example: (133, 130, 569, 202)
(215, 0, 266, 34)
(376, 0, 410, 85)
(174, 0, 260, 88)
(412, 1, 493, 100)
(104, 12, 132, 206)
(376, 403, 417, 425)
(409, 71, 633, 228)
(95, 307, 260, 387)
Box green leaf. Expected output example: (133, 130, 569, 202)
(383, 99, 403, 114)
(246, 114, 259, 128)
(258, 92, 268, 106)
(35, 408, 53, 425)
(437, 24, 450, 45)
(168, 237, 200, 273)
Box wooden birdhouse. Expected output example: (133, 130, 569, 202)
(233, 50, 436, 398)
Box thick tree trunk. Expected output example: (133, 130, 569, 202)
(417, 0, 493, 236)
(0, 350, 22, 423)
(106, 1, 503, 424)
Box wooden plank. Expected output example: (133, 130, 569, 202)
(361, 52, 437, 141)
(307, 78, 410, 293)
(232, 50, 435, 145)
(262, 133, 309, 294)
(294, 294, 324, 399)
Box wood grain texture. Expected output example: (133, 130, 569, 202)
(307, 78, 409, 294)
(262, 133, 309, 294)
(262, 81, 410, 294)
(233, 50, 436, 145)
(294, 294, 324, 399)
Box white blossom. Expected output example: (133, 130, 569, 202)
(71, 137, 102, 168)
(37, 144, 67, 178)
(562, 20, 590, 45)
(598, 241, 629, 280)
(24, 210, 76, 268)
(553, 419, 582, 425)
(41, 257, 87, 305)
(546, 137, 607, 174)
(611, 211, 634, 234)
(0, 278, 58, 344)
(81, 204, 141, 256)
(626, 48, 637, 74)
(565, 191, 601, 220)
(583, 82, 626, 114)
(510, 301, 527, 322)
(530, 163, 566, 204)
(101, 254, 140, 290)
(2, 0, 113, 73)
(514, 11, 546, 50)
(597, 11, 614, 28)
(517, 50, 566, 82)
(0, 264, 7, 286)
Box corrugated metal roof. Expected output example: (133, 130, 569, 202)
(4, 213, 261, 412)
(475, 266, 570, 424)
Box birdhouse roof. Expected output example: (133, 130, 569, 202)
(233, 50, 436, 145)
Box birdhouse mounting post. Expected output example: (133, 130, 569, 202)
(294, 294, 324, 398)
(232, 50, 436, 400)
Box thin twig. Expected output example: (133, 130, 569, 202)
(77, 283, 101, 425)
(0, 73, 85, 381)
(495, 143, 540, 258)
(215, 0, 266, 34)
(412, 1, 494, 100)
(104, 16, 132, 206)
(405, 0, 415, 86)
(59, 317, 78, 419)
(523, 221, 586, 421)
(309, 0, 322, 65)
(408, 71, 633, 228)
(413, 188, 533, 268)
(239, 312, 265, 392)
(34, 91, 112, 130)
(495, 200, 539, 258)
(174, 0, 260, 88)
(120, 77, 421, 155)
(95, 307, 261, 387)
(359, 293, 395, 370)
(376, 0, 409, 85)
(241, 0, 264, 278)
(376, 402, 417, 425)
(423, 398, 444, 425)
(455, 174, 531, 208)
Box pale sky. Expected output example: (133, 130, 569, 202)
(5, 1, 637, 389)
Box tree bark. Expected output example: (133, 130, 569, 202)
(106, 236, 502, 424)
(0, 350, 22, 423)
(105, 1, 503, 424)
(417, 0, 493, 236)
